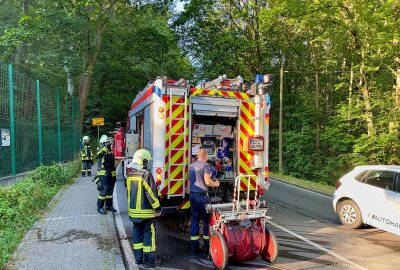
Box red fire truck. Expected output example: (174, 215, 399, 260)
(122, 75, 273, 213)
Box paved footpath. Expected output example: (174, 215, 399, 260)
(6, 166, 125, 270)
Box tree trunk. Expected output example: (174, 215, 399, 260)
(395, 66, 400, 113)
(312, 49, 321, 151)
(279, 58, 284, 174)
(315, 71, 320, 150)
(348, 61, 354, 120)
(15, 0, 30, 70)
(79, 15, 108, 125)
(359, 49, 374, 136)
(67, 72, 74, 96)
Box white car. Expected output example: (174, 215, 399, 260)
(333, 165, 400, 236)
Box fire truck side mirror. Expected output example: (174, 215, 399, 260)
(247, 83, 259, 96)
(247, 74, 275, 96)
(263, 74, 274, 84)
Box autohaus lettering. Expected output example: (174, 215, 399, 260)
(371, 214, 400, 229)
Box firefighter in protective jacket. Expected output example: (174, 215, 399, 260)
(81, 136, 93, 177)
(126, 149, 161, 268)
(95, 135, 117, 215)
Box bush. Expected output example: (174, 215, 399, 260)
(0, 160, 80, 268)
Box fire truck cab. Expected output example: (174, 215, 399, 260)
(124, 75, 273, 213)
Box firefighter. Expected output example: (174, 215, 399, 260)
(81, 136, 93, 177)
(189, 148, 220, 253)
(126, 149, 161, 268)
(95, 135, 117, 215)
(97, 134, 109, 169)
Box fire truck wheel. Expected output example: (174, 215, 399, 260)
(210, 231, 228, 270)
(261, 228, 279, 263)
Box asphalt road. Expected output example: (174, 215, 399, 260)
(115, 177, 400, 270)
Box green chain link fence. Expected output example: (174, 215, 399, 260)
(0, 63, 81, 178)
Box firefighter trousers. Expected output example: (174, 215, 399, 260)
(190, 193, 210, 251)
(97, 175, 115, 209)
(81, 160, 92, 176)
(131, 218, 156, 266)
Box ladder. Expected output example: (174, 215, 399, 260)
(167, 89, 188, 199)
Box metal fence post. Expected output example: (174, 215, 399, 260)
(71, 96, 76, 156)
(56, 88, 62, 163)
(8, 64, 16, 175)
(36, 80, 43, 165)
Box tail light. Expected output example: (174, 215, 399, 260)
(335, 179, 342, 190)
(155, 168, 162, 186)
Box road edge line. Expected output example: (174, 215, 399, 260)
(270, 178, 333, 198)
(266, 219, 368, 270)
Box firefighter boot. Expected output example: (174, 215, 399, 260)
(143, 254, 161, 268)
(97, 208, 106, 215)
(105, 206, 117, 213)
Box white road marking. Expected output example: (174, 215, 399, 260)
(270, 178, 332, 199)
(45, 214, 99, 221)
(266, 220, 368, 270)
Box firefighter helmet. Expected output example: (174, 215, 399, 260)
(82, 135, 90, 143)
(99, 134, 109, 144)
(129, 149, 152, 169)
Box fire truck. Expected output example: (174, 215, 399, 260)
(123, 75, 273, 213)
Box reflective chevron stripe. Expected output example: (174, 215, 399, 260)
(161, 96, 189, 196)
(239, 100, 257, 191)
(190, 89, 250, 100)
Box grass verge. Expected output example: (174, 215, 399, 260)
(270, 172, 336, 195)
(0, 160, 81, 269)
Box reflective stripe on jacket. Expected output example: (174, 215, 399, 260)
(81, 145, 92, 161)
(127, 169, 160, 219)
(97, 146, 116, 175)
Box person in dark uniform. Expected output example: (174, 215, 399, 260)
(189, 148, 220, 253)
(81, 136, 93, 177)
(95, 136, 117, 215)
(126, 149, 161, 268)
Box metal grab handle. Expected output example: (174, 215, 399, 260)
(233, 174, 258, 213)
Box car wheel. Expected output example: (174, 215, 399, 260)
(337, 200, 364, 229)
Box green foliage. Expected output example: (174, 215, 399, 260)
(204, 0, 400, 185)
(30, 163, 72, 187)
(0, 160, 80, 268)
(85, 4, 194, 134)
(1, 0, 399, 188)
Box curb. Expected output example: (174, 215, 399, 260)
(113, 184, 140, 270)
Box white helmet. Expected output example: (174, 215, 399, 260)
(99, 134, 109, 144)
(83, 136, 90, 143)
(128, 149, 152, 169)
